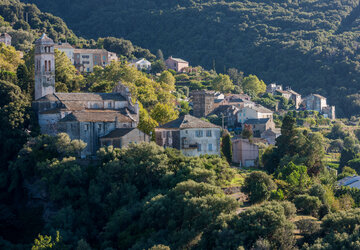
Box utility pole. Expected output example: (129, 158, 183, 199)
(221, 113, 225, 130)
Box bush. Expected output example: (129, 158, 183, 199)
(294, 195, 321, 217)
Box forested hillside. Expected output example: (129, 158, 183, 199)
(23, 0, 360, 116)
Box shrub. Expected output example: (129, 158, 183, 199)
(294, 195, 321, 217)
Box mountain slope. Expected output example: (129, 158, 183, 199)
(22, 0, 360, 116)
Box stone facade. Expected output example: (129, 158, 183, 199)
(304, 94, 335, 119)
(100, 128, 150, 148)
(244, 118, 275, 137)
(155, 115, 221, 157)
(232, 139, 259, 167)
(33, 34, 141, 157)
(0, 33, 11, 46)
(191, 90, 216, 118)
(34, 34, 55, 100)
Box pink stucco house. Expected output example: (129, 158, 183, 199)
(165, 56, 189, 72)
(232, 138, 259, 167)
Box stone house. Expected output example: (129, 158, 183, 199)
(129, 58, 151, 71)
(237, 105, 273, 124)
(261, 128, 281, 145)
(0, 33, 11, 46)
(32, 34, 144, 157)
(304, 94, 327, 112)
(208, 105, 240, 128)
(100, 128, 150, 148)
(304, 94, 335, 119)
(275, 89, 292, 100)
(232, 138, 259, 167)
(155, 115, 221, 157)
(244, 118, 275, 137)
(286, 88, 302, 109)
(266, 83, 283, 94)
(165, 56, 189, 72)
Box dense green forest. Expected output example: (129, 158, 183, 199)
(22, 0, 360, 117)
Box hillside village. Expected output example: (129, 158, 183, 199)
(19, 31, 338, 167)
(3, 1, 360, 248)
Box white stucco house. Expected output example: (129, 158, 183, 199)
(129, 58, 151, 71)
(155, 115, 221, 157)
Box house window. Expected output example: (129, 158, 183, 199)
(196, 130, 203, 137)
(108, 102, 112, 108)
(208, 144, 213, 151)
(98, 124, 102, 131)
(45, 60, 47, 71)
(84, 124, 89, 131)
(197, 144, 202, 152)
(206, 130, 212, 137)
(48, 60, 51, 71)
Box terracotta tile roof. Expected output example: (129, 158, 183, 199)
(159, 115, 220, 129)
(59, 110, 135, 123)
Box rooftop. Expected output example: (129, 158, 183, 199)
(159, 115, 220, 129)
(100, 128, 140, 139)
(167, 56, 188, 63)
(244, 118, 270, 125)
(74, 48, 108, 54)
(59, 110, 135, 123)
(338, 175, 360, 189)
(244, 105, 273, 114)
(54, 42, 74, 49)
(55, 92, 126, 102)
(35, 33, 54, 45)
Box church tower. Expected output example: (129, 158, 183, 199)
(34, 33, 55, 100)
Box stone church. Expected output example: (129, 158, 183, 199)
(32, 34, 149, 157)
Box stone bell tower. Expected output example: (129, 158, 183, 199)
(34, 33, 55, 100)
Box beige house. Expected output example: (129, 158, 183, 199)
(165, 56, 189, 72)
(237, 105, 273, 124)
(232, 138, 259, 167)
(155, 115, 221, 157)
(74, 49, 118, 73)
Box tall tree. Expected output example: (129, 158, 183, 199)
(211, 74, 234, 93)
(221, 132, 232, 163)
(242, 74, 266, 97)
